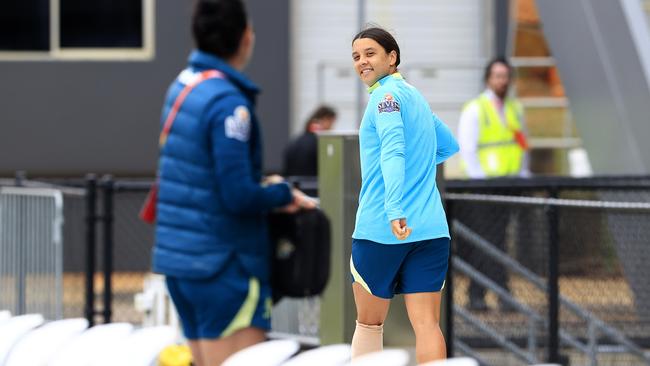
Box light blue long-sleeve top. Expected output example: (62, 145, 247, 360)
(352, 73, 459, 244)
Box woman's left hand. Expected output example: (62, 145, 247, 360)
(391, 218, 412, 240)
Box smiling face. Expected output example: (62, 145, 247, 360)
(352, 37, 397, 87)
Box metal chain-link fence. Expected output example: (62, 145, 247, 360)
(93, 178, 321, 337)
(103, 183, 154, 325)
(3, 174, 649, 366)
(446, 177, 650, 366)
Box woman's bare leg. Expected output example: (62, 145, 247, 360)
(198, 327, 266, 366)
(404, 292, 446, 364)
(188, 340, 204, 366)
(351, 282, 391, 359)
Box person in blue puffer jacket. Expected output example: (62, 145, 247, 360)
(151, 0, 314, 364)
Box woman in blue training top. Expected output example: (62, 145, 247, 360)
(349, 27, 459, 363)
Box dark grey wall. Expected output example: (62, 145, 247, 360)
(0, 0, 289, 176)
(247, 0, 290, 174)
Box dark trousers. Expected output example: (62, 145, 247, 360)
(456, 203, 510, 302)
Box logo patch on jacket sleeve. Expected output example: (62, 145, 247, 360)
(225, 105, 251, 142)
(377, 93, 400, 113)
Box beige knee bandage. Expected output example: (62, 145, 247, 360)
(351, 320, 383, 360)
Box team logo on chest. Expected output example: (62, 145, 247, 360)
(225, 105, 251, 142)
(377, 93, 400, 113)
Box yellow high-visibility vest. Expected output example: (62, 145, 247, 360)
(463, 94, 525, 177)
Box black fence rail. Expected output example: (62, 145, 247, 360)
(2, 173, 322, 330)
(86, 176, 154, 326)
(445, 176, 650, 366)
(3, 173, 650, 366)
(0, 174, 154, 326)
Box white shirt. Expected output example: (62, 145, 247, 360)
(457, 89, 530, 178)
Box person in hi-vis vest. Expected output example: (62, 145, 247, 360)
(458, 57, 529, 178)
(457, 57, 529, 311)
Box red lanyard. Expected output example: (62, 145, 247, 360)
(159, 69, 225, 146)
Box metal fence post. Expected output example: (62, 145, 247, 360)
(445, 198, 455, 357)
(14, 170, 26, 187)
(16, 178, 26, 315)
(11, 170, 27, 314)
(85, 174, 97, 327)
(101, 175, 114, 324)
(547, 188, 559, 363)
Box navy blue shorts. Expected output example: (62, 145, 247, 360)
(166, 258, 272, 340)
(350, 237, 450, 299)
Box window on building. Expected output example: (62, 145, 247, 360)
(0, 0, 50, 51)
(0, 0, 153, 60)
(60, 0, 142, 48)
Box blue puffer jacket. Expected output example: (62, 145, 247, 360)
(152, 50, 292, 281)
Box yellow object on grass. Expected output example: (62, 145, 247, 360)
(158, 344, 192, 366)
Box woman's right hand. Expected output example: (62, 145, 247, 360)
(263, 174, 285, 186)
(391, 218, 412, 240)
(277, 188, 317, 213)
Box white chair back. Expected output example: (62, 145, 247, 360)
(48, 322, 134, 366)
(4, 318, 88, 366)
(90, 325, 176, 366)
(419, 357, 479, 366)
(0, 314, 45, 365)
(0, 311, 10, 323)
(222, 339, 300, 366)
(344, 349, 410, 366)
(282, 344, 350, 366)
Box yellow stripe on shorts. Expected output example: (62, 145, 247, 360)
(221, 277, 260, 337)
(349, 256, 372, 295)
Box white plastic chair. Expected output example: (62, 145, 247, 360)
(4, 317, 88, 366)
(344, 349, 410, 366)
(0, 314, 45, 365)
(48, 322, 134, 366)
(420, 357, 479, 366)
(282, 344, 350, 366)
(134, 274, 180, 330)
(222, 339, 300, 366)
(90, 325, 177, 366)
(0, 311, 10, 323)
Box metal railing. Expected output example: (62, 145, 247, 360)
(85, 176, 323, 341)
(0, 187, 64, 320)
(446, 191, 650, 366)
(4, 172, 650, 366)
